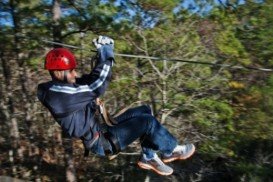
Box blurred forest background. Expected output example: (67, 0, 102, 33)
(1, 0, 273, 181)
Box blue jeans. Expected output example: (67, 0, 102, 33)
(103, 105, 178, 159)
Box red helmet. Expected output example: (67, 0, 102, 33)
(45, 48, 77, 70)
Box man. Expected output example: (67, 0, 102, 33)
(37, 36, 195, 176)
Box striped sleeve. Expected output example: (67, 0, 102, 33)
(49, 64, 111, 94)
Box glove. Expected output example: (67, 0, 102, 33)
(92, 35, 114, 49)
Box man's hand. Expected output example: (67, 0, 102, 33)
(93, 36, 114, 49)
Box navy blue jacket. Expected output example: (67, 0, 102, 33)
(37, 45, 114, 141)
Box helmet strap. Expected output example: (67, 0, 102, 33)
(63, 70, 68, 83)
(50, 70, 69, 83)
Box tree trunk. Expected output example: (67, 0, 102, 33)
(9, 0, 20, 150)
(52, 0, 62, 44)
(9, 0, 38, 161)
(51, 1, 77, 180)
(0, 51, 18, 175)
(63, 134, 77, 182)
(161, 60, 168, 124)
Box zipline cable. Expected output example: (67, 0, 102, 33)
(42, 39, 273, 72)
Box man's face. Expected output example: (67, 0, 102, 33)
(52, 69, 78, 83)
(66, 69, 78, 83)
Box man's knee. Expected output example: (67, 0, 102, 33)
(141, 104, 153, 115)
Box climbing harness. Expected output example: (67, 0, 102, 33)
(95, 98, 118, 126)
(83, 98, 121, 158)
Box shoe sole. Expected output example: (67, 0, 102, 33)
(162, 145, 196, 163)
(108, 153, 120, 160)
(137, 161, 173, 176)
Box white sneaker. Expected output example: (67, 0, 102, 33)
(162, 144, 196, 163)
(137, 154, 173, 176)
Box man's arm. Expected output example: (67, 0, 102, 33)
(76, 44, 114, 98)
(43, 36, 115, 116)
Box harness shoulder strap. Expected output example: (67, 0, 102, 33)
(96, 98, 117, 126)
(113, 101, 141, 117)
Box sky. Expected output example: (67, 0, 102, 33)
(178, 0, 247, 14)
(0, 0, 255, 27)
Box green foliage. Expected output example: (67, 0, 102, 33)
(138, 0, 179, 12)
(208, 9, 250, 64)
(261, 75, 273, 114)
(26, 57, 42, 70)
(235, 1, 273, 66)
(233, 162, 273, 181)
(194, 99, 234, 128)
(216, 30, 249, 61)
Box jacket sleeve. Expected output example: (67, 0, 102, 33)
(76, 44, 114, 97)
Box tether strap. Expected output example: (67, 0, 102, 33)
(82, 130, 120, 157)
(84, 148, 90, 157)
(99, 124, 121, 155)
(81, 131, 99, 157)
(103, 132, 121, 154)
(63, 70, 68, 83)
